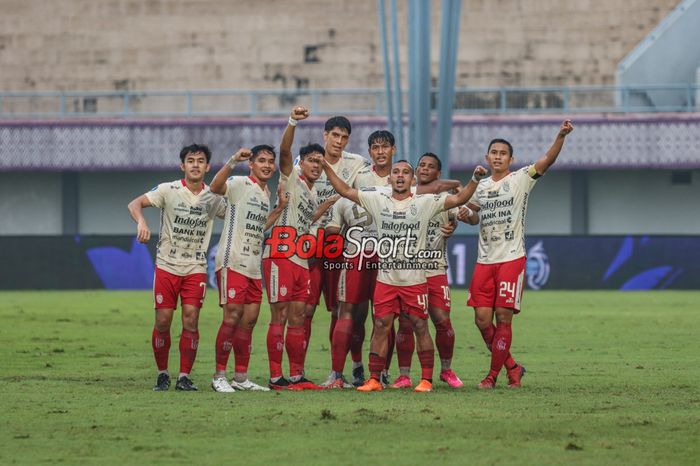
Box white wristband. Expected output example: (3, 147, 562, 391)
(288, 117, 298, 127)
(227, 156, 238, 169)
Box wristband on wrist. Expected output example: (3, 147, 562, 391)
(227, 156, 238, 169)
(288, 117, 298, 127)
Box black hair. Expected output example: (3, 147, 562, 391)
(393, 159, 414, 175)
(180, 144, 211, 163)
(418, 152, 442, 171)
(324, 116, 352, 135)
(299, 143, 325, 160)
(250, 144, 276, 160)
(368, 130, 395, 148)
(487, 138, 514, 157)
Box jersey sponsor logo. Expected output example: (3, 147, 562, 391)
(481, 198, 514, 210)
(526, 241, 550, 290)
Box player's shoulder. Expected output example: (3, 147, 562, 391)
(342, 151, 370, 165)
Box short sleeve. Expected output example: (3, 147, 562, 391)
(225, 177, 246, 204)
(145, 183, 168, 209)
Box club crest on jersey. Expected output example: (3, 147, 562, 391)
(410, 204, 418, 216)
(228, 288, 236, 299)
(503, 182, 510, 192)
(341, 168, 350, 179)
(280, 285, 288, 297)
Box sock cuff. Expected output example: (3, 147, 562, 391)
(233, 326, 252, 335)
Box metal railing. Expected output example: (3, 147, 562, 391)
(0, 84, 698, 118)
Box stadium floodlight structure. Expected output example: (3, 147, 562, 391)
(377, 0, 462, 172)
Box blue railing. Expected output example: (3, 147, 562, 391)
(0, 84, 697, 118)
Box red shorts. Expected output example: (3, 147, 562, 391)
(153, 267, 207, 310)
(308, 257, 341, 310)
(337, 254, 378, 304)
(427, 273, 451, 312)
(263, 257, 310, 303)
(373, 282, 429, 320)
(467, 256, 526, 313)
(216, 268, 262, 305)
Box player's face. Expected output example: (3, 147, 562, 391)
(369, 139, 395, 169)
(180, 151, 210, 182)
(485, 143, 513, 174)
(390, 162, 414, 194)
(249, 150, 276, 182)
(323, 127, 350, 158)
(417, 157, 440, 184)
(300, 152, 323, 181)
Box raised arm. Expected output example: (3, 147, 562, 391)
(416, 178, 462, 195)
(127, 194, 153, 243)
(279, 106, 310, 177)
(320, 158, 360, 204)
(210, 148, 252, 195)
(444, 166, 488, 211)
(264, 185, 290, 231)
(533, 119, 574, 176)
(313, 195, 340, 223)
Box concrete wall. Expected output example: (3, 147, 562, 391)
(0, 172, 63, 234)
(0, 0, 679, 95)
(2, 168, 698, 236)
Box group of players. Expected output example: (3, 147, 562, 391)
(128, 106, 574, 393)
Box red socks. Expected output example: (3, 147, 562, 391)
(489, 322, 512, 378)
(350, 319, 365, 363)
(328, 313, 337, 345)
(417, 350, 434, 381)
(178, 329, 199, 375)
(331, 318, 353, 373)
(385, 322, 395, 371)
(214, 322, 235, 372)
(152, 327, 171, 371)
(480, 323, 517, 370)
(434, 319, 455, 361)
(368, 352, 385, 380)
(396, 317, 415, 368)
(285, 325, 306, 378)
(232, 326, 253, 374)
(267, 323, 285, 379)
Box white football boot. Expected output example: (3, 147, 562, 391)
(229, 378, 270, 391)
(211, 376, 236, 393)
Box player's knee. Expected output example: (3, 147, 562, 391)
(412, 318, 428, 334)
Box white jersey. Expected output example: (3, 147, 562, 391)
(328, 164, 388, 254)
(327, 196, 378, 255)
(215, 176, 271, 279)
(354, 164, 389, 189)
(425, 207, 459, 278)
(357, 189, 448, 286)
(146, 179, 225, 276)
(263, 166, 318, 269)
(309, 151, 369, 230)
(469, 165, 539, 264)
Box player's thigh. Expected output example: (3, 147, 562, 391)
(180, 273, 208, 308)
(372, 283, 402, 319)
(493, 257, 526, 313)
(427, 274, 451, 313)
(467, 263, 497, 309)
(397, 283, 429, 321)
(153, 267, 181, 310)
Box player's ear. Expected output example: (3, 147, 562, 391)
(180, 163, 186, 173)
(205, 163, 211, 173)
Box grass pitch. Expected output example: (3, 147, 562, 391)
(1, 290, 699, 465)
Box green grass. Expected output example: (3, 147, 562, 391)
(1, 290, 699, 465)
